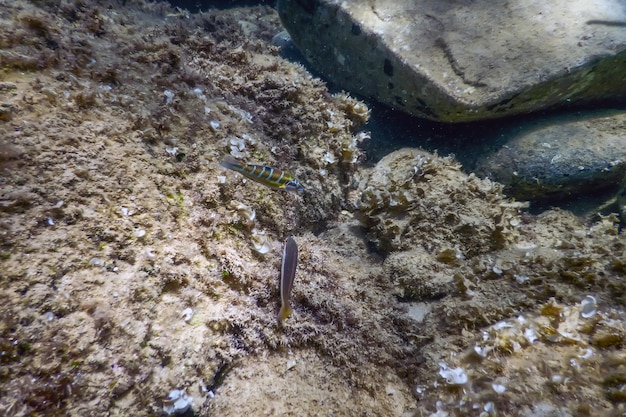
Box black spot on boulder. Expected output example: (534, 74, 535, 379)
(384, 59, 394, 76)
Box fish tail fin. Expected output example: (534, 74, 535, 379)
(220, 155, 243, 171)
(279, 304, 292, 323)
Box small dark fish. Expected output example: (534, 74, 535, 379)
(279, 236, 298, 323)
(220, 155, 304, 193)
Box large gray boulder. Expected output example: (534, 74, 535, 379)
(475, 111, 626, 201)
(278, 0, 626, 122)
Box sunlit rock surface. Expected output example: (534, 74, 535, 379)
(278, 0, 626, 122)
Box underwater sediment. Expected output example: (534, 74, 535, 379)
(0, 1, 625, 416)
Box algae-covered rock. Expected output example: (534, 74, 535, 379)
(0, 1, 372, 415)
(3, 1, 626, 416)
(384, 248, 455, 301)
(355, 148, 520, 256)
(278, 0, 626, 122)
(476, 111, 626, 202)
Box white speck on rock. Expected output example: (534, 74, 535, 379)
(524, 327, 537, 344)
(492, 383, 506, 394)
(163, 389, 193, 415)
(182, 307, 193, 322)
(580, 295, 597, 318)
(438, 362, 468, 385)
(163, 89, 174, 105)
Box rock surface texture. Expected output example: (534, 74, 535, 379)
(475, 111, 626, 201)
(278, 0, 626, 122)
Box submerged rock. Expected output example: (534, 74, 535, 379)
(354, 148, 519, 257)
(475, 111, 626, 202)
(278, 0, 626, 122)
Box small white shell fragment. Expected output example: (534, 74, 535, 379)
(135, 229, 146, 238)
(286, 358, 297, 370)
(580, 295, 597, 318)
(323, 152, 336, 164)
(145, 248, 156, 259)
(473, 345, 488, 358)
(242, 134, 256, 145)
(438, 363, 468, 385)
(53, 200, 64, 208)
(579, 348, 594, 359)
(509, 217, 521, 227)
(551, 375, 564, 384)
(492, 265, 502, 275)
(236, 203, 255, 222)
(163, 89, 174, 105)
(163, 389, 193, 415)
(46, 217, 55, 225)
(193, 87, 205, 100)
(165, 146, 179, 156)
(89, 258, 102, 265)
(524, 327, 537, 343)
(43, 311, 55, 322)
(385, 385, 396, 396)
(229, 137, 245, 151)
(251, 232, 272, 255)
(230, 148, 245, 158)
(217, 175, 226, 184)
(514, 274, 529, 284)
(182, 307, 193, 322)
(493, 320, 513, 331)
(120, 206, 130, 216)
(492, 383, 506, 394)
(210, 121, 220, 130)
(434, 401, 448, 417)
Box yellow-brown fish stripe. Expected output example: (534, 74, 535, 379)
(220, 155, 304, 193)
(243, 164, 290, 189)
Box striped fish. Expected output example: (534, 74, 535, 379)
(220, 155, 304, 193)
(279, 236, 298, 323)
